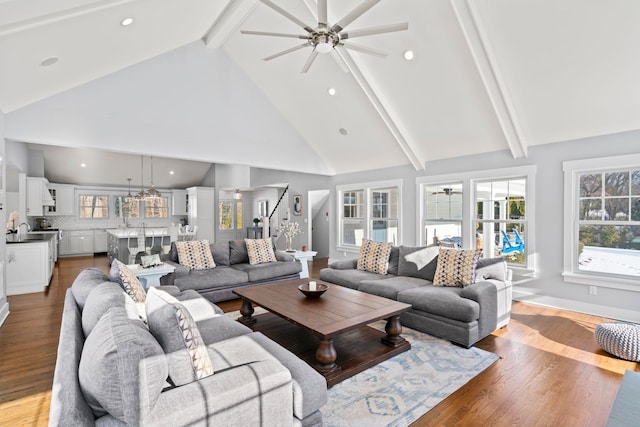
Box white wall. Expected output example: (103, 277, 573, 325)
(0, 111, 8, 326)
(329, 130, 640, 322)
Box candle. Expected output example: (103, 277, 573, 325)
(309, 281, 317, 291)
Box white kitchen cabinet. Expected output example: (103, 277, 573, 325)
(94, 229, 108, 253)
(172, 189, 188, 216)
(187, 187, 215, 242)
(46, 183, 75, 216)
(26, 178, 44, 217)
(60, 230, 95, 256)
(6, 241, 52, 295)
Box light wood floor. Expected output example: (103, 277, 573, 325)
(0, 255, 637, 426)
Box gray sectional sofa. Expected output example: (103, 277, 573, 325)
(161, 240, 302, 302)
(50, 268, 327, 426)
(319, 246, 512, 347)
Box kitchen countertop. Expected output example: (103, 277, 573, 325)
(6, 233, 56, 244)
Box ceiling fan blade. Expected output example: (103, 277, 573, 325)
(341, 42, 387, 58)
(301, 49, 319, 73)
(330, 48, 349, 73)
(330, 0, 381, 33)
(258, 0, 314, 33)
(263, 43, 310, 61)
(318, 0, 328, 28)
(241, 30, 309, 39)
(340, 22, 408, 40)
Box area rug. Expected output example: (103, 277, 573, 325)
(226, 311, 499, 426)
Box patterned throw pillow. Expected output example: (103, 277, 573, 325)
(113, 260, 146, 303)
(433, 248, 482, 287)
(245, 238, 277, 265)
(146, 288, 214, 385)
(357, 239, 393, 275)
(175, 240, 215, 271)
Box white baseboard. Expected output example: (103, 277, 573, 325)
(0, 301, 9, 327)
(512, 289, 640, 323)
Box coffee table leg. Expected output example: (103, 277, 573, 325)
(316, 339, 340, 374)
(381, 315, 407, 347)
(237, 299, 256, 325)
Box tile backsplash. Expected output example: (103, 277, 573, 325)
(33, 215, 187, 231)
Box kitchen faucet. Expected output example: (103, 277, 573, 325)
(17, 222, 31, 240)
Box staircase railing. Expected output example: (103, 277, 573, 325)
(267, 185, 289, 238)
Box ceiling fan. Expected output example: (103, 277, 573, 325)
(241, 0, 408, 73)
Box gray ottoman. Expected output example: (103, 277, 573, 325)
(595, 322, 640, 362)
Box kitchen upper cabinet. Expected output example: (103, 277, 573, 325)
(172, 189, 188, 216)
(46, 184, 75, 216)
(26, 178, 44, 217)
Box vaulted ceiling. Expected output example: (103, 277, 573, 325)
(1, 0, 638, 181)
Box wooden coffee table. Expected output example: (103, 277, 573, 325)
(233, 278, 412, 386)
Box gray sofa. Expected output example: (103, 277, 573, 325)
(161, 240, 302, 302)
(319, 246, 512, 347)
(49, 268, 327, 426)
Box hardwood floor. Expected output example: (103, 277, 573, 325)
(0, 255, 637, 426)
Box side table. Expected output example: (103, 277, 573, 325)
(291, 250, 318, 278)
(126, 263, 176, 288)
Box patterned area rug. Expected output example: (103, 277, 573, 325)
(226, 311, 498, 426)
(322, 321, 499, 427)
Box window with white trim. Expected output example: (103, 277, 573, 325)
(564, 155, 640, 287)
(338, 181, 401, 249)
(79, 195, 109, 219)
(418, 165, 535, 271)
(423, 182, 463, 247)
(475, 178, 527, 267)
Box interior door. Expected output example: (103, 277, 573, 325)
(217, 199, 244, 243)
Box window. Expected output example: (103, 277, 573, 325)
(475, 178, 527, 267)
(79, 195, 109, 218)
(564, 154, 640, 288)
(115, 196, 140, 218)
(219, 200, 243, 231)
(423, 183, 463, 247)
(144, 197, 169, 218)
(337, 180, 401, 249)
(418, 165, 535, 271)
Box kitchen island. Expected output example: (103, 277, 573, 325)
(6, 233, 56, 295)
(107, 227, 190, 264)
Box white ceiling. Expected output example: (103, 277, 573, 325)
(1, 0, 639, 181)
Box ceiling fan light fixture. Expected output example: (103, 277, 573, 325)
(316, 42, 333, 54)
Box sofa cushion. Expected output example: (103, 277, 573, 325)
(71, 268, 111, 310)
(319, 267, 386, 290)
(476, 257, 508, 281)
(211, 241, 230, 266)
(111, 260, 146, 302)
(358, 276, 428, 300)
(171, 289, 224, 321)
(197, 314, 253, 345)
(245, 238, 277, 265)
(81, 282, 138, 337)
(78, 307, 167, 425)
(397, 285, 480, 323)
(174, 266, 249, 291)
(357, 239, 393, 274)
(176, 240, 216, 271)
(229, 239, 250, 264)
(146, 288, 215, 386)
(397, 246, 440, 281)
(387, 246, 400, 275)
(433, 248, 482, 287)
(231, 262, 302, 282)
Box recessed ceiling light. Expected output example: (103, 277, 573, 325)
(41, 57, 59, 67)
(327, 87, 337, 96)
(120, 17, 134, 26)
(339, 128, 348, 136)
(403, 50, 414, 61)
(80, 163, 86, 168)
(169, 170, 174, 175)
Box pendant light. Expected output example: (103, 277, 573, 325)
(233, 189, 242, 200)
(146, 156, 161, 198)
(135, 155, 148, 200)
(126, 178, 133, 198)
